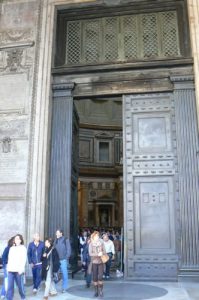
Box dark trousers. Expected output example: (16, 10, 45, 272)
(104, 253, 112, 276)
(92, 263, 104, 282)
(85, 262, 92, 285)
(7, 272, 25, 300)
(32, 264, 42, 289)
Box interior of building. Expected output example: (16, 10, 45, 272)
(75, 98, 123, 230)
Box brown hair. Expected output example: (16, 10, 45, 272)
(45, 237, 54, 246)
(15, 234, 24, 245)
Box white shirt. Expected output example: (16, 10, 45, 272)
(79, 236, 87, 247)
(103, 239, 115, 255)
(7, 245, 27, 274)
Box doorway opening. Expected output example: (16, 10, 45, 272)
(74, 97, 123, 229)
(74, 96, 123, 272)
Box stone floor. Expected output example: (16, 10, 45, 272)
(9, 272, 199, 300)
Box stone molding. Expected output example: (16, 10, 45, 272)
(52, 82, 75, 97)
(170, 75, 195, 90)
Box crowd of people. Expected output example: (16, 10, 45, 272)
(0, 229, 71, 300)
(0, 228, 122, 299)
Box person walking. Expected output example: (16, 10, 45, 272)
(41, 238, 60, 300)
(79, 231, 87, 266)
(0, 237, 15, 299)
(103, 233, 115, 279)
(54, 229, 71, 293)
(89, 231, 106, 298)
(82, 236, 92, 288)
(27, 233, 45, 294)
(6, 234, 27, 300)
(113, 233, 121, 268)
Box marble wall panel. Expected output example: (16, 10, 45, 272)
(0, 200, 25, 254)
(0, 73, 30, 113)
(0, 139, 28, 183)
(0, 116, 29, 138)
(0, 1, 37, 30)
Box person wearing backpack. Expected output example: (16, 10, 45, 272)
(54, 229, 71, 293)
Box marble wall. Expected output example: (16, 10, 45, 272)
(0, 0, 38, 252)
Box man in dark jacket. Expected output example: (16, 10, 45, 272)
(54, 229, 71, 293)
(27, 233, 44, 294)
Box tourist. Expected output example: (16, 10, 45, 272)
(54, 229, 71, 293)
(0, 237, 15, 299)
(79, 231, 87, 265)
(6, 234, 27, 300)
(41, 238, 59, 299)
(27, 233, 45, 294)
(89, 231, 106, 298)
(103, 233, 115, 279)
(113, 233, 121, 268)
(82, 236, 92, 288)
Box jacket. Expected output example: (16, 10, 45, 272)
(89, 239, 106, 264)
(27, 241, 45, 265)
(7, 245, 27, 274)
(54, 237, 71, 260)
(2, 246, 10, 267)
(41, 247, 60, 280)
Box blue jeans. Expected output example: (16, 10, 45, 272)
(60, 259, 68, 290)
(104, 253, 113, 276)
(32, 264, 42, 289)
(7, 272, 25, 300)
(1, 266, 8, 297)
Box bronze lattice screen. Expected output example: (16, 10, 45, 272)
(65, 11, 180, 66)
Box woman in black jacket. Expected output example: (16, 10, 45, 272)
(42, 238, 60, 300)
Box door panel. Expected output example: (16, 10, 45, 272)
(123, 93, 178, 280)
(135, 177, 175, 254)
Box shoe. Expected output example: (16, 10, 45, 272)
(106, 275, 109, 279)
(33, 288, 37, 294)
(1, 296, 5, 299)
(98, 284, 103, 298)
(62, 289, 67, 293)
(43, 297, 48, 300)
(94, 285, 98, 297)
(86, 283, 90, 288)
(49, 292, 57, 296)
(102, 274, 106, 279)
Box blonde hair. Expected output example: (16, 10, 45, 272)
(91, 231, 99, 241)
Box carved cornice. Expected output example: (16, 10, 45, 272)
(52, 82, 75, 98)
(95, 132, 114, 139)
(52, 82, 75, 90)
(0, 42, 34, 51)
(170, 75, 195, 90)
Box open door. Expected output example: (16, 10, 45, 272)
(123, 93, 177, 280)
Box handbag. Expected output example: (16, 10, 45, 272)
(101, 254, 109, 264)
